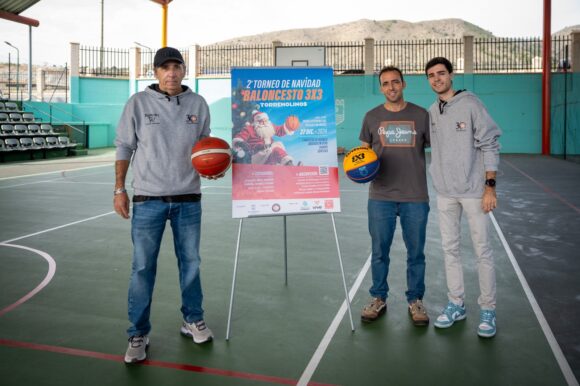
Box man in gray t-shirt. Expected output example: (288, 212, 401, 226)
(358, 66, 431, 326)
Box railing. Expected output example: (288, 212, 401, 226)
(198, 44, 272, 76)
(79, 46, 129, 77)
(0, 68, 68, 101)
(552, 35, 572, 70)
(474, 36, 571, 73)
(375, 39, 463, 74)
(277, 41, 365, 74)
(75, 36, 575, 79)
(23, 101, 87, 148)
(43, 66, 69, 103)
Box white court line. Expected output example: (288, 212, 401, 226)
(297, 253, 371, 386)
(0, 243, 57, 317)
(490, 213, 579, 386)
(298, 215, 579, 386)
(0, 163, 112, 182)
(1, 211, 115, 245)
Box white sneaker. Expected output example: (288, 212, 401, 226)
(124, 335, 149, 364)
(180, 320, 214, 344)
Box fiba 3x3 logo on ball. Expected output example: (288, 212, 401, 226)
(342, 146, 380, 183)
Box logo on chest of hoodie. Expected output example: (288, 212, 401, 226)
(186, 114, 198, 124)
(456, 121, 467, 131)
(144, 113, 160, 125)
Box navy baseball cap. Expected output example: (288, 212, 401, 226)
(154, 47, 184, 68)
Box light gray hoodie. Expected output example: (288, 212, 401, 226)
(115, 85, 211, 196)
(428, 90, 501, 198)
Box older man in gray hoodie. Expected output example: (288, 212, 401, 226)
(425, 57, 501, 338)
(114, 47, 215, 364)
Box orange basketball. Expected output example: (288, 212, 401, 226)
(285, 115, 300, 131)
(191, 137, 232, 178)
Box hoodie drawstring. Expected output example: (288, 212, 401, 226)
(176, 95, 180, 105)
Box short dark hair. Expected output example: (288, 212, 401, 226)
(378, 66, 404, 84)
(425, 57, 453, 76)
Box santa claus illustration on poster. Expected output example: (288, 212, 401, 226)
(233, 110, 301, 166)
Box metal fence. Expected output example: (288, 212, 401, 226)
(375, 39, 463, 74)
(198, 44, 273, 76)
(0, 67, 68, 102)
(41, 67, 69, 103)
(273, 41, 365, 74)
(473, 36, 571, 72)
(79, 46, 129, 77)
(72, 36, 577, 79)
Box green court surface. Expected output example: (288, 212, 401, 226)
(0, 152, 577, 386)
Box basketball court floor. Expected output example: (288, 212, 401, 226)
(0, 150, 578, 386)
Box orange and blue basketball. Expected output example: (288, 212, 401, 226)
(343, 146, 380, 183)
(191, 137, 232, 178)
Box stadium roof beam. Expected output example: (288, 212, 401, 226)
(0, 0, 41, 101)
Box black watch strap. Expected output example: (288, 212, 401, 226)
(485, 179, 496, 187)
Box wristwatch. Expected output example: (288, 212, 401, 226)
(114, 187, 127, 195)
(485, 179, 496, 187)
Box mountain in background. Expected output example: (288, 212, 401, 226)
(214, 18, 494, 46)
(555, 24, 580, 35)
(211, 18, 579, 46)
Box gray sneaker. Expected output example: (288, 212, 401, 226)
(124, 335, 149, 364)
(180, 320, 214, 344)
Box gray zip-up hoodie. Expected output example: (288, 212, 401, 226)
(428, 91, 501, 198)
(115, 85, 211, 196)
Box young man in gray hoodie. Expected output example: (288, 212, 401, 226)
(425, 57, 501, 338)
(114, 47, 216, 363)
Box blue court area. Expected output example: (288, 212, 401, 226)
(0, 151, 578, 386)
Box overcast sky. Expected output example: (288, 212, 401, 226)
(2, 0, 579, 66)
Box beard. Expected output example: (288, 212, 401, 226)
(255, 121, 276, 145)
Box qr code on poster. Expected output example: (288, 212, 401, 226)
(319, 166, 329, 175)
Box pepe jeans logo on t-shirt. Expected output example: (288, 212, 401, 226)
(144, 113, 160, 124)
(378, 121, 416, 147)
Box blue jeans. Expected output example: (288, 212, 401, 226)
(127, 200, 204, 337)
(368, 199, 429, 303)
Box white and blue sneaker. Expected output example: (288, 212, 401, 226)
(434, 301, 466, 328)
(477, 309, 497, 338)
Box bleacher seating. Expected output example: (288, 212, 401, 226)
(40, 124, 55, 134)
(1, 124, 14, 135)
(19, 137, 35, 149)
(14, 124, 28, 135)
(3, 138, 19, 150)
(22, 113, 35, 122)
(45, 136, 59, 149)
(9, 113, 22, 122)
(28, 124, 40, 134)
(4, 102, 18, 111)
(33, 137, 46, 148)
(58, 136, 78, 149)
(0, 104, 80, 162)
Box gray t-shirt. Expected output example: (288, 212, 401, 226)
(359, 102, 430, 202)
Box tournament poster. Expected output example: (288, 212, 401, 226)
(230, 67, 340, 218)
